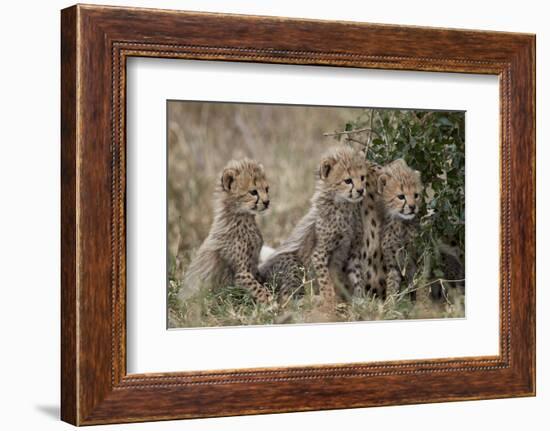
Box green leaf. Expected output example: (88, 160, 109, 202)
(437, 116, 453, 127)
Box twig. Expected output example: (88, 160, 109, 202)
(439, 279, 452, 306)
(345, 137, 369, 146)
(323, 127, 381, 138)
(421, 278, 465, 288)
(394, 277, 465, 300)
(363, 109, 375, 157)
(281, 271, 314, 308)
(417, 111, 434, 126)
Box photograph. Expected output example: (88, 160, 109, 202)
(167, 101, 466, 328)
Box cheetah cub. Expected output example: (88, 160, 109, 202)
(178, 158, 273, 304)
(259, 146, 367, 304)
(376, 158, 423, 299)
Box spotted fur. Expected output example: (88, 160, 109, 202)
(259, 146, 367, 304)
(362, 158, 423, 298)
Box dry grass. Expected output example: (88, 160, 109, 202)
(167, 101, 465, 328)
(168, 277, 465, 328)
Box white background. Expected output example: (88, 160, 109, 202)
(0, 0, 547, 430)
(127, 60, 500, 373)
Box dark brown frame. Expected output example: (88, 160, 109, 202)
(61, 4, 536, 426)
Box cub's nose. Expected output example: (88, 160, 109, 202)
(356, 188, 364, 196)
(263, 200, 270, 208)
(409, 204, 416, 211)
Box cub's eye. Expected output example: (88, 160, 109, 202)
(414, 193, 419, 199)
(266, 187, 269, 194)
(249, 190, 258, 196)
(360, 175, 365, 182)
(397, 194, 406, 200)
(344, 178, 353, 184)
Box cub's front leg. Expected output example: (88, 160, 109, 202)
(224, 247, 272, 304)
(382, 240, 402, 298)
(345, 239, 367, 297)
(385, 267, 402, 298)
(311, 241, 336, 304)
(234, 269, 273, 303)
(344, 212, 367, 297)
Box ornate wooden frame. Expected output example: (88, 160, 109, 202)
(61, 4, 535, 425)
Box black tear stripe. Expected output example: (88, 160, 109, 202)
(225, 176, 234, 190)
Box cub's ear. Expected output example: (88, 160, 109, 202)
(221, 167, 238, 192)
(389, 158, 408, 169)
(319, 157, 335, 180)
(414, 170, 422, 181)
(377, 173, 389, 195)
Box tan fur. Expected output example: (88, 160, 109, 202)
(259, 146, 367, 304)
(178, 158, 272, 303)
(361, 158, 423, 298)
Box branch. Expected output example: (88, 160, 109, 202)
(393, 277, 465, 301)
(366, 110, 375, 156)
(345, 137, 369, 146)
(323, 127, 381, 138)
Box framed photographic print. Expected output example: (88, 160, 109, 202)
(61, 4, 535, 425)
